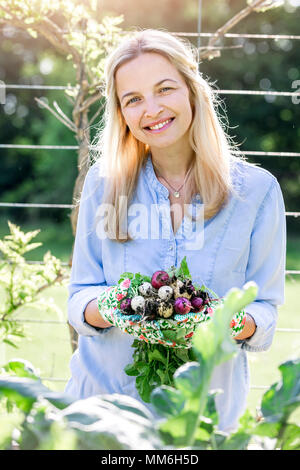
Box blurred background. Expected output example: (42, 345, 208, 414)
(0, 0, 299, 255)
(0, 0, 299, 415)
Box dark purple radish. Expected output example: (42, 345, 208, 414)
(151, 271, 170, 289)
(191, 296, 204, 312)
(174, 297, 192, 315)
(120, 297, 132, 313)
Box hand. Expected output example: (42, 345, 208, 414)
(97, 280, 131, 326)
(234, 313, 256, 340)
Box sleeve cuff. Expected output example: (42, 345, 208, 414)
(68, 285, 114, 336)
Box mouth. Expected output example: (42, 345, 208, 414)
(143, 117, 175, 134)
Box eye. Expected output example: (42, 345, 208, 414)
(126, 96, 140, 105)
(159, 87, 173, 93)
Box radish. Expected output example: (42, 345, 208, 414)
(158, 285, 173, 301)
(120, 297, 132, 313)
(172, 279, 194, 300)
(139, 282, 153, 296)
(131, 295, 145, 313)
(151, 271, 170, 289)
(157, 300, 173, 319)
(174, 297, 192, 314)
(191, 296, 204, 312)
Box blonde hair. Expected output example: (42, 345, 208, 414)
(92, 29, 252, 242)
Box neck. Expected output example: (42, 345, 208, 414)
(150, 147, 195, 183)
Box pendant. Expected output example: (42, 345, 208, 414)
(174, 191, 180, 198)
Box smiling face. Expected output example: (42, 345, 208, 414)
(115, 52, 194, 153)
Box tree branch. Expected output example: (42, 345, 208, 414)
(79, 90, 103, 113)
(53, 100, 77, 130)
(88, 101, 106, 127)
(34, 97, 77, 132)
(199, 0, 269, 60)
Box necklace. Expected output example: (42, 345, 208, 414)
(158, 165, 193, 198)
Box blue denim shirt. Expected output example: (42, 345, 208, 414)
(65, 154, 286, 434)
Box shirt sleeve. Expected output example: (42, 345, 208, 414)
(241, 177, 286, 352)
(67, 162, 113, 336)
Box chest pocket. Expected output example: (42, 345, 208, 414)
(124, 238, 166, 278)
(222, 246, 249, 275)
(211, 246, 248, 296)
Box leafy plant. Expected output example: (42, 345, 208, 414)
(121, 256, 229, 402)
(150, 281, 258, 448)
(125, 340, 198, 403)
(0, 361, 163, 450)
(118, 271, 152, 298)
(251, 358, 300, 450)
(0, 221, 69, 347)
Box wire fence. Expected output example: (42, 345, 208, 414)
(0, 25, 299, 394)
(2, 83, 300, 98)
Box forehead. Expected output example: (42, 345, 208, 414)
(115, 52, 183, 96)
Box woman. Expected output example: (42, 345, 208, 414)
(65, 29, 286, 434)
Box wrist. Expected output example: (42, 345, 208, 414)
(84, 299, 112, 328)
(234, 313, 256, 341)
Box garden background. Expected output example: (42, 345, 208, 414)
(0, 0, 299, 422)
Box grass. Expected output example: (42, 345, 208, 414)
(247, 277, 300, 415)
(0, 218, 300, 426)
(1, 284, 72, 392)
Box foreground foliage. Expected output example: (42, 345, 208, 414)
(0, 222, 69, 347)
(1, 281, 299, 450)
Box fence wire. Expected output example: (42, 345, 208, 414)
(2, 84, 300, 98)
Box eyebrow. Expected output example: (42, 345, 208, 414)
(121, 78, 178, 102)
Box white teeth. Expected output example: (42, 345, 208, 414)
(149, 119, 172, 130)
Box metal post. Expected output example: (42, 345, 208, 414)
(197, 0, 202, 69)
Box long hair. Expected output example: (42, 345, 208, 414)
(92, 29, 253, 243)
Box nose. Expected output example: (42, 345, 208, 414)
(144, 97, 163, 118)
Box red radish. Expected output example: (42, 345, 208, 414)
(191, 297, 204, 312)
(174, 297, 192, 314)
(151, 271, 170, 289)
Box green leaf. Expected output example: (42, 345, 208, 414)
(156, 368, 168, 384)
(3, 359, 40, 381)
(136, 375, 152, 403)
(150, 385, 185, 418)
(217, 430, 251, 450)
(173, 362, 203, 399)
(281, 423, 300, 450)
(174, 256, 192, 279)
(158, 411, 199, 447)
(194, 425, 211, 443)
(118, 272, 134, 283)
(253, 418, 281, 439)
(261, 359, 300, 421)
(124, 364, 139, 376)
(161, 329, 177, 342)
(174, 348, 190, 363)
(3, 339, 18, 349)
(60, 394, 162, 450)
(0, 377, 74, 414)
(148, 348, 167, 365)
